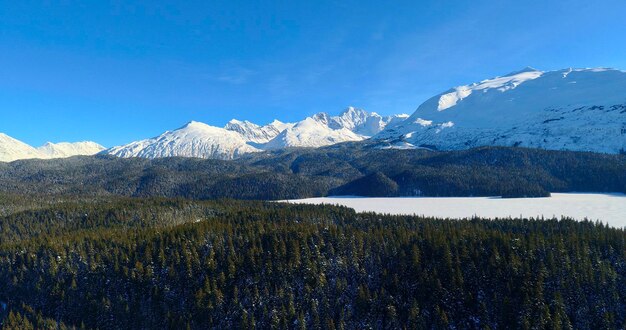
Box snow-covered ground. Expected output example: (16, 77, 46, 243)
(283, 193, 626, 228)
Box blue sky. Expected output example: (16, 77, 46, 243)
(1, 0, 625, 147)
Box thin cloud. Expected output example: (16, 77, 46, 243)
(216, 67, 256, 85)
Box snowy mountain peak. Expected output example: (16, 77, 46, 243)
(1, 133, 106, 162)
(225, 118, 285, 144)
(260, 108, 409, 150)
(108, 121, 260, 160)
(226, 118, 254, 126)
(311, 112, 332, 125)
(339, 106, 366, 117)
(269, 119, 284, 126)
(377, 67, 626, 154)
(335, 107, 370, 128)
(304, 107, 406, 137)
(37, 141, 105, 158)
(263, 116, 364, 150)
(506, 66, 541, 75)
(182, 120, 210, 129)
(268, 119, 292, 131)
(0, 133, 42, 162)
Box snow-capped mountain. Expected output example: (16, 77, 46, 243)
(263, 117, 364, 149)
(377, 67, 626, 154)
(104, 108, 402, 160)
(0, 133, 43, 162)
(224, 119, 293, 144)
(106, 121, 261, 160)
(0, 133, 105, 162)
(255, 107, 406, 150)
(310, 107, 408, 137)
(37, 141, 105, 158)
(224, 107, 405, 149)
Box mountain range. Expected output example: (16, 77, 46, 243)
(1, 67, 625, 162)
(106, 107, 407, 160)
(0, 134, 105, 162)
(0, 107, 404, 162)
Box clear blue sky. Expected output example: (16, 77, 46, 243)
(1, 0, 625, 147)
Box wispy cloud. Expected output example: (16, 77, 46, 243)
(216, 67, 256, 85)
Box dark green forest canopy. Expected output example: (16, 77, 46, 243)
(0, 145, 625, 199)
(0, 196, 625, 329)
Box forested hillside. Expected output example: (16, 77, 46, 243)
(0, 145, 625, 199)
(0, 197, 624, 329)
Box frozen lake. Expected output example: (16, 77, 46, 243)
(283, 193, 626, 228)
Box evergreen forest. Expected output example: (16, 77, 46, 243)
(0, 196, 624, 329)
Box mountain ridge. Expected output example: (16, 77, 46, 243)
(0, 134, 105, 162)
(376, 67, 626, 154)
(106, 107, 405, 160)
(106, 120, 261, 160)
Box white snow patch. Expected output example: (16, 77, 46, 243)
(377, 141, 418, 150)
(562, 68, 573, 78)
(413, 118, 433, 126)
(437, 86, 472, 111)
